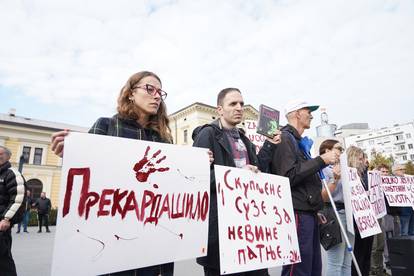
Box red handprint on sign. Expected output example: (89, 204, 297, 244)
(133, 146, 170, 182)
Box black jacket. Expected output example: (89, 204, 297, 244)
(0, 161, 25, 221)
(271, 124, 326, 212)
(34, 197, 51, 215)
(192, 119, 259, 269)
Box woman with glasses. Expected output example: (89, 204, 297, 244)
(51, 71, 174, 276)
(318, 139, 354, 276)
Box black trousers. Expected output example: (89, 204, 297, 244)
(352, 228, 374, 276)
(0, 229, 17, 276)
(38, 213, 50, 231)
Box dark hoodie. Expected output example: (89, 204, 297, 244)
(192, 119, 259, 270)
(271, 124, 326, 212)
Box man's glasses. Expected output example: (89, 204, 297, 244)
(133, 84, 167, 101)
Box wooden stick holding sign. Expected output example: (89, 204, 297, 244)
(214, 165, 300, 275)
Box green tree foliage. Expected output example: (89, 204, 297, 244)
(405, 161, 414, 175)
(369, 152, 393, 170)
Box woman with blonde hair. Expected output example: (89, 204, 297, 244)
(51, 71, 174, 276)
(347, 146, 373, 276)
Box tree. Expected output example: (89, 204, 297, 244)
(369, 152, 393, 170)
(405, 161, 414, 175)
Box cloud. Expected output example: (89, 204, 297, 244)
(0, 0, 413, 129)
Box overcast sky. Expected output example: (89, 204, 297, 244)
(1, 0, 413, 132)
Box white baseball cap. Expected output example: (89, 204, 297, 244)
(284, 100, 320, 116)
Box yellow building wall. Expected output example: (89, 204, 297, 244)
(50, 171, 62, 207)
(46, 146, 60, 167)
(4, 139, 19, 163)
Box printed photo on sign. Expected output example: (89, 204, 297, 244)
(51, 132, 210, 276)
(214, 165, 300, 275)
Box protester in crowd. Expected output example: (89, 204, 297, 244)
(0, 145, 25, 276)
(393, 164, 414, 236)
(51, 71, 176, 276)
(16, 190, 33, 233)
(370, 164, 391, 276)
(319, 139, 354, 276)
(349, 146, 373, 276)
(269, 100, 338, 276)
(33, 192, 51, 233)
(192, 87, 281, 276)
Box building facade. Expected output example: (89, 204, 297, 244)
(344, 122, 414, 164)
(169, 102, 259, 145)
(0, 110, 87, 207)
(1, 103, 258, 206)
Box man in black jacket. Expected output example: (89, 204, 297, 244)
(271, 100, 338, 276)
(16, 189, 33, 233)
(0, 146, 25, 276)
(192, 88, 280, 276)
(33, 192, 52, 233)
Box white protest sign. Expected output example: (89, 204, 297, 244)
(348, 168, 381, 238)
(214, 165, 300, 275)
(368, 171, 387, 219)
(408, 175, 414, 210)
(380, 176, 413, 207)
(51, 132, 210, 276)
(340, 153, 354, 235)
(244, 120, 265, 154)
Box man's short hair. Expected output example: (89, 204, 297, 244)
(376, 163, 389, 171)
(0, 145, 12, 157)
(217, 88, 241, 106)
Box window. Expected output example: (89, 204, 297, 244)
(26, 179, 43, 200)
(369, 140, 374, 145)
(396, 134, 404, 141)
(411, 154, 414, 160)
(183, 129, 188, 144)
(398, 144, 406, 151)
(409, 144, 413, 149)
(402, 155, 407, 161)
(407, 133, 412, 139)
(22, 146, 31, 163)
(33, 148, 43, 165)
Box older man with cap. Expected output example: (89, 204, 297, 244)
(269, 100, 339, 276)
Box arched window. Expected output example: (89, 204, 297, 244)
(26, 179, 43, 200)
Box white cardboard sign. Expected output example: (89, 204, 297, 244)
(51, 132, 210, 276)
(380, 175, 414, 208)
(340, 153, 354, 235)
(214, 165, 300, 275)
(244, 120, 265, 154)
(348, 168, 381, 238)
(368, 171, 387, 219)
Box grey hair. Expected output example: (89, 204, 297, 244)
(0, 146, 12, 157)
